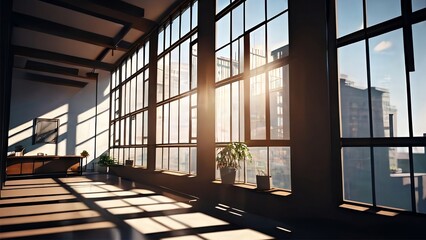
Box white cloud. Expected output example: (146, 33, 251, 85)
(374, 41, 392, 52)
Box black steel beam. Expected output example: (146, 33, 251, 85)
(39, 0, 156, 32)
(22, 60, 97, 80)
(12, 12, 131, 51)
(13, 46, 115, 71)
(23, 72, 88, 88)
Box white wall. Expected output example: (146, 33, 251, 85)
(8, 70, 110, 170)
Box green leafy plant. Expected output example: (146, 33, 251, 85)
(98, 153, 116, 167)
(80, 150, 89, 158)
(216, 142, 252, 169)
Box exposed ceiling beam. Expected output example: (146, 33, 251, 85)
(22, 72, 88, 88)
(13, 12, 131, 51)
(96, 25, 132, 61)
(88, 0, 145, 18)
(23, 60, 97, 80)
(39, 0, 157, 32)
(13, 46, 115, 71)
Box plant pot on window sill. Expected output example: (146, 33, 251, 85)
(256, 175, 272, 191)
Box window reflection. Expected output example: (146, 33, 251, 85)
(250, 26, 266, 70)
(369, 30, 408, 138)
(250, 73, 266, 140)
(410, 21, 426, 137)
(267, 13, 289, 62)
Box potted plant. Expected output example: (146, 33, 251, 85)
(256, 169, 272, 191)
(98, 153, 116, 173)
(80, 150, 89, 171)
(216, 142, 252, 184)
(14, 145, 25, 156)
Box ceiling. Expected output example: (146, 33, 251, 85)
(11, 0, 180, 88)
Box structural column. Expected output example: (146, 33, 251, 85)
(196, 0, 216, 182)
(148, 31, 158, 171)
(0, 0, 13, 191)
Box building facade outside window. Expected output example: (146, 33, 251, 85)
(215, 0, 291, 190)
(336, 0, 426, 213)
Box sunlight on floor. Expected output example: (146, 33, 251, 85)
(0, 176, 285, 239)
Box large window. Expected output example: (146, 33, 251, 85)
(156, 0, 198, 175)
(110, 42, 150, 168)
(215, 0, 290, 190)
(336, 0, 426, 213)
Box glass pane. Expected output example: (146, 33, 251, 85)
(156, 148, 163, 169)
(158, 29, 164, 55)
(157, 58, 164, 102)
(247, 147, 268, 184)
(137, 74, 143, 110)
(270, 147, 291, 190)
(163, 148, 169, 170)
(170, 47, 179, 98)
(181, 6, 191, 37)
(130, 78, 136, 113)
(164, 53, 170, 100)
(156, 107, 163, 144)
(138, 47, 144, 71)
(136, 113, 143, 144)
(374, 147, 412, 210)
(413, 0, 426, 11)
(142, 148, 147, 167)
(190, 147, 197, 175)
(267, 0, 287, 19)
(217, 0, 230, 14)
(267, 13, 289, 62)
(131, 53, 137, 75)
(164, 104, 169, 144)
(126, 58, 131, 79)
(144, 41, 150, 66)
(136, 148, 142, 166)
(338, 41, 370, 138)
(369, 30, 409, 137)
(180, 40, 190, 94)
(412, 146, 426, 213)
(366, 0, 400, 27)
(191, 43, 198, 89)
(180, 96, 190, 143)
(192, 1, 198, 29)
(250, 73, 266, 140)
(336, 0, 363, 38)
(245, 0, 265, 31)
(410, 21, 426, 137)
(216, 84, 231, 142)
(231, 81, 241, 142)
(143, 112, 148, 144)
(250, 26, 266, 69)
(170, 147, 179, 171)
(121, 63, 126, 83)
(342, 147, 373, 204)
(232, 4, 243, 40)
(179, 147, 189, 173)
(143, 79, 149, 108)
(216, 45, 231, 82)
(269, 66, 289, 140)
(170, 100, 179, 143)
(231, 39, 242, 76)
(111, 72, 116, 89)
(165, 24, 171, 50)
(171, 14, 180, 44)
(216, 13, 230, 50)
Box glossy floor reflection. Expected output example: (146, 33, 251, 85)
(0, 174, 290, 240)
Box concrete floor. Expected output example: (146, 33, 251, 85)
(0, 173, 291, 240)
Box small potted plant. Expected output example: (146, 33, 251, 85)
(80, 150, 89, 171)
(14, 145, 25, 156)
(256, 169, 272, 191)
(98, 153, 116, 173)
(216, 142, 252, 184)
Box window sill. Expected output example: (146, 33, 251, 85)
(339, 203, 400, 217)
(212, 180, 291, 197)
